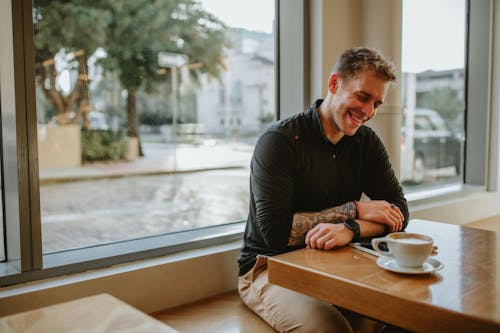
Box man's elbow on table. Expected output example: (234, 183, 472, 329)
(258, 226, 294, 251)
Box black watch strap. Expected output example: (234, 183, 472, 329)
(343, 218, 361, 242)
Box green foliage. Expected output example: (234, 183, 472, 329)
(101, 0, 231, 91)
(417, 87, 465, 132)
(81, 129, 127, 162)
(34, 2, 110, 52)
(34, 1, 111, 70)
(417, 87, 464, 121)
(34, 0, 232, 153)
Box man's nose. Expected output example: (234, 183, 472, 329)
(363, 102, 375, 120)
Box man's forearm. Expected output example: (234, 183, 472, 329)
(288, 202, 357, 246)
(357, 219, 386, 238)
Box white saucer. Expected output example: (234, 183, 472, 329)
(376, 256, 443, 274)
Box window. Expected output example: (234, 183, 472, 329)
(400, 0, 467, 189)
(0, 0, 287, 282)
(32, 0, 275, 254)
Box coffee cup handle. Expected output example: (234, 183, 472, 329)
(371, 238, 391, 257)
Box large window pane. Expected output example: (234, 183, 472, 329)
(400, 0, 466, 193)
(34, 0, 275, 253)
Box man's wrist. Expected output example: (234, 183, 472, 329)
(343, 218, 361, 242)
(354, 200, 360, 219)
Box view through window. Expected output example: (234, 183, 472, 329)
(400, 0, 466, 194)
(33, 0, 275, 253)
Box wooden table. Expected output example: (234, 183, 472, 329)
(268, 219, 500, 333)
(0, 293, 179, 333)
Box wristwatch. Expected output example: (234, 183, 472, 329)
(343, 218, 361, 242)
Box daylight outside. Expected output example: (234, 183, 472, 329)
(399, 0, 466, 196)
(23, 0, 466, 256)
(33, 0, 275, 253)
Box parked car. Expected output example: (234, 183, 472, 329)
(400, 108, 463, 184)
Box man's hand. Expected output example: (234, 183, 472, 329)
(305, 223, 354, 250)
(357, 200, 404, 232)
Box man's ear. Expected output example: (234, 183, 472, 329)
(328, 73, 340, 94)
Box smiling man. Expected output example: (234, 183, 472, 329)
(238, 47, 409, 332)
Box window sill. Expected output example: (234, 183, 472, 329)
(0, 222, 244, 287)
(408, 185, 500, 225)
(0, 238, 242, 315)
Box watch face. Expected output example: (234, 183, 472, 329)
(344, 218, 358, 230)
(344, 219, 360, 241)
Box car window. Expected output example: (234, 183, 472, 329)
(430, 115, 447, 131)
(415, 116, 433, 131)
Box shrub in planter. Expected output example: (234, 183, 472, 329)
(81, 129, 127, 162)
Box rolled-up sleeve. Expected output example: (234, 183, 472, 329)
(250, 131, 295, 250)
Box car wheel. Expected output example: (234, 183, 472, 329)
(413, 155, 425, 184)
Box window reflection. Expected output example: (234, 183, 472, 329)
(34, 0, 275, 253)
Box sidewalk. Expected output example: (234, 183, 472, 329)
(39, 142, 254, 185)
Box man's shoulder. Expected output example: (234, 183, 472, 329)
(268, 108, 315, 134)
(355, 125, 381, 144)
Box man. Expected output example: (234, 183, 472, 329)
(238, 47, 409, 333)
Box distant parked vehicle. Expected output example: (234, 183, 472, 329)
(400, 108, 463, 184)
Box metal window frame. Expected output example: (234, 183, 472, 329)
(464, 0, 493, 185)
(0, 0, 42, 276)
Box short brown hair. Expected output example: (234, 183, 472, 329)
(333, 47, 397, 82)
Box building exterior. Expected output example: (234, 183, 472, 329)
(196, 29, 275, 137)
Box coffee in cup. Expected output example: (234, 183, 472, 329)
(371, 232, 434, 267)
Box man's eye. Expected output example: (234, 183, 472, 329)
(357, 95, 369, 102)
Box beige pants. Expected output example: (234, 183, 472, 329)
(238, 255, 386, 333)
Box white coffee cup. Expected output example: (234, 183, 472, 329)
(371, 232, 434, 267)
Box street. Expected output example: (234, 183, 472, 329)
(41, 168, 250, 253)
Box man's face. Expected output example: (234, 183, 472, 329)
(329, 69, 389, 136)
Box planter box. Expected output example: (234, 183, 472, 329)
(38, 124, 81, 169)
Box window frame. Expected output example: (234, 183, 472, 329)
(464, 0, 492, 186)
(0, 0, 309, 286)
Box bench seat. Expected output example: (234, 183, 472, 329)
(153, 291, 275, 333)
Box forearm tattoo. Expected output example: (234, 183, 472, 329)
(287, 201, 357, 246)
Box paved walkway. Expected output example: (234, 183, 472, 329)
(35, 141, 255, 253)
(40, 142, 254, 184)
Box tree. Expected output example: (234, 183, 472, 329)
(34, 0, 230, 155)
(100, 0, 231, 155)
(34, 1, 111, 126)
